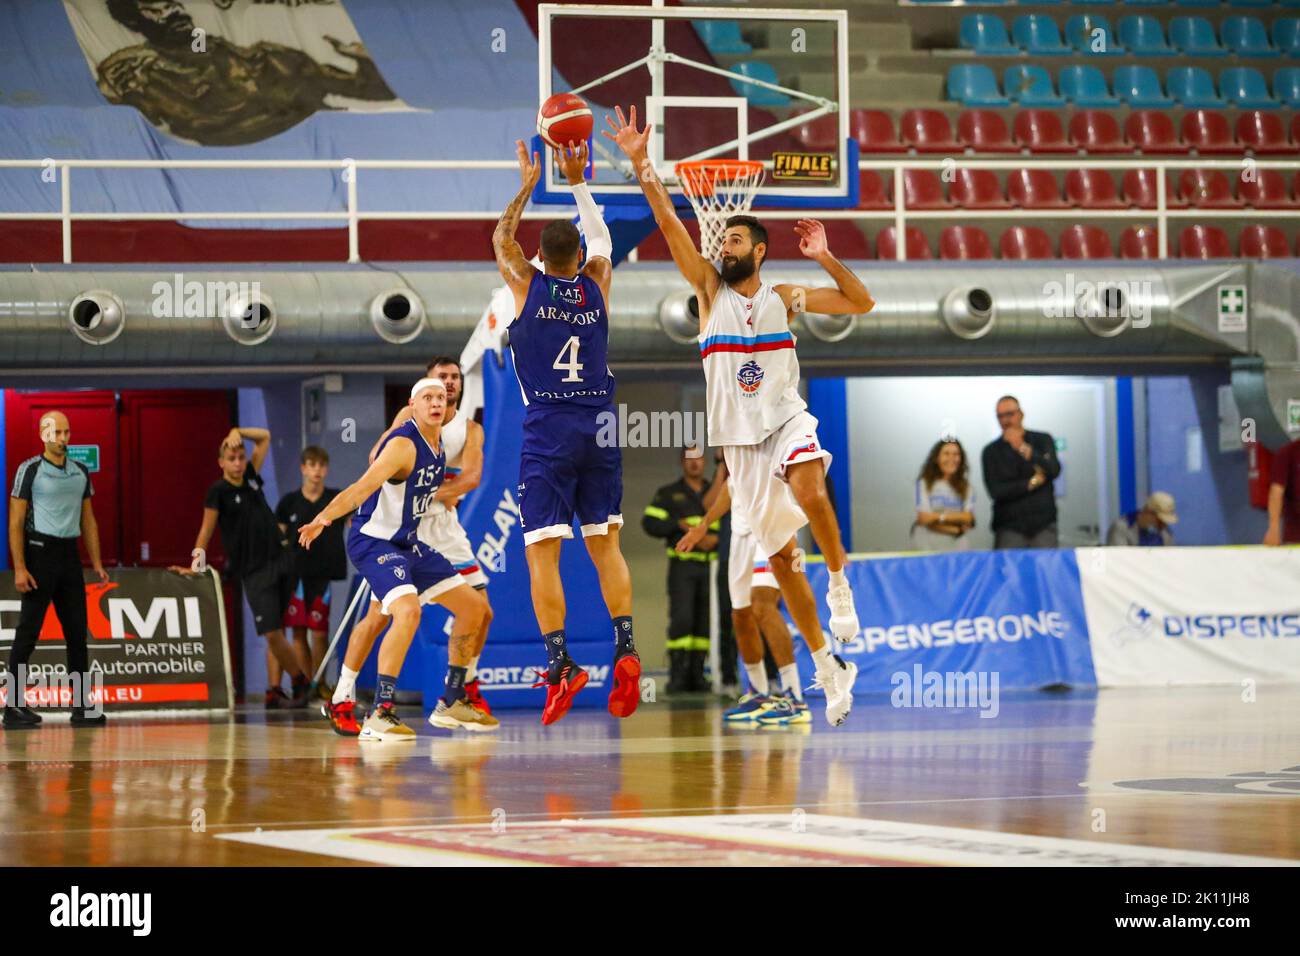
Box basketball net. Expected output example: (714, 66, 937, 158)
(674, 160, 766, 262)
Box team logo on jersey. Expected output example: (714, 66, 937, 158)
(394, 567, 406, 580)
(549, 280, 586, 307)
(736, 360, 764, 394)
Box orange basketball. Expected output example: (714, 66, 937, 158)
(537, 93, 593, 150)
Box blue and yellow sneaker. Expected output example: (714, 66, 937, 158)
(723, 692, 776, 722)
(757, 693, 812, 727)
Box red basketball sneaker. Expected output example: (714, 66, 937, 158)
(321, 699, 361, 737)
(534, 659, 588, 726)
(607, 652, 641, 719)
(464, 679, 491, 717)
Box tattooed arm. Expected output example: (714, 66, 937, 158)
(494, 139, 542, 316)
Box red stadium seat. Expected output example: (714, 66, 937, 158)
(1119, 225, 1161, 259)
(1237, 170, 1299, 209)
(957, 109, 1016, 153)
(1293, 115, 1300, 150)
(1239, 225, 1292, 258)
(1178, 225, 1232, 259)
(851, 109, 907, 154)
(1060, 224, 1116, 259)
(795, 114, 840, 152)
(949, 168, 1011, 208)
(876, 226, 933, 260)
(1235, 110, 1294, 155)
(1065, 168, 1126, 209)
(899, 109, 960, 153)
(903, 169, 951, 209)
(858, 170, 892, 210)
(1124, 110, 1190, 155)
(940, 225, 995, 260)
(1123, 168, 1188, 208)
(1007, 168, 1068, 208)
(1068, 110, 1130, 154)
(1178, 169, 1242, 208)
(1013, 109, 1075, 153)
(1000, 225, 1055, 259)
(1180, 110, 1238, 155)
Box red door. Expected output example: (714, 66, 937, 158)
(4, 391, 121, 566)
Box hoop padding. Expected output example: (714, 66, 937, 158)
(674, 160, 766, 261)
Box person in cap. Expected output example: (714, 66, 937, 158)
(1105, 492, 1178, 547)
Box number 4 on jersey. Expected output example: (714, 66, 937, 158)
(553, 335, 584, 383)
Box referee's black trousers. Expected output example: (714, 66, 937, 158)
(8, 535, 90, 695)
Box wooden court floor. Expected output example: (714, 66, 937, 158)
(1, 686, 1297, 866)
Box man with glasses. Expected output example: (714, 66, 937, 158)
(981, 396, 1061, 549)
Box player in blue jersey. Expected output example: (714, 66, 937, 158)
(298, 378, 495, 740)
(491, 138, 640, 726)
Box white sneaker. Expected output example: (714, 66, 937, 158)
(826, 583, 860, 642)
(359, 704, 417, 742)
(428, 698, 499, 732)
(812, 657, 857, 727)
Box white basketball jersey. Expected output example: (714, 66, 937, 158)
(424, 410, 468, 518)
(698, 281, 806, 447)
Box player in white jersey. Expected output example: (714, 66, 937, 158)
(607, 107, 874, 726)
(322, 357, 495, 736)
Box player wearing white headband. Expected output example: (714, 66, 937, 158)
(299, 377, 496, 740)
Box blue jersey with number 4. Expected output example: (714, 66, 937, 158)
(510, 269, 615, 408)
(352, 419, 445, 547)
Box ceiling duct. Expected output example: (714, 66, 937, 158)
(370, 288, 426, 345)
(67, 290, 125, 346)
(940, 286, 995, 341)
(224, 288, 276, 346)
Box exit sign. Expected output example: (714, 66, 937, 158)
(66, 444, 100, 473)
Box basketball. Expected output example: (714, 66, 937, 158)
(537, 92, 593, 150)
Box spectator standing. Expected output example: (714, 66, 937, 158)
(1106, 492, 1178, 547)
(982, 396, 1062, 549)
(1263, 438, 1300, 546)
(911, 439, 976, 551)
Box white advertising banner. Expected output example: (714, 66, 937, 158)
(1078, 547, 1300, 686)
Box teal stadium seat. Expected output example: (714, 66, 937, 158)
(692, 20, 751, 55)
(1274, 68, 1300, 107)
(1120, 0, 1169, 6)
(1272, 19, 1300, 56)
(1073, 0, 1116, 6)
(727, 61, 789, 107)
(948, 65, 1011, 106)
(960, 15, 1020, 55)
(1174, 0, 1218, 6)
(1167, 66, 1226, 107)
(1066, 15, 1126, 56)
(1012, 15, 1072, 55)
(1219, 67, 1277, 108)
(1222, 17, 1280, 58)
(1225, 0, 1272, 8)
(1169, 17, 1227, 57)
(1113, 65, 1174, 106)
(1005, 64, 1065, 106)
(1060, 65, 1121, 106)
(1118, 15, 1176, 55)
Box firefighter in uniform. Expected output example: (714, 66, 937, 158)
(642, 446, 720, 693)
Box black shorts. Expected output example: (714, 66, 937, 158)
(242, 551, 295, 636)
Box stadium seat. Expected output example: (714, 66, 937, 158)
(1236, 110, 1294, 154)
(851, 109, 906, 154)
(960, 15, 1020, 55)
(1237, 170, 1299, 209)
(1167, 66, 1226, 107)
(1005, 65, 1065, 106)
(1225, 0, 1272, 7)
(1174, 0, 1219, 7)
(940, 225, 996, 260)
(692, 20, 752, 55)
(948, 65, 1011, 107)
(1222, 17, 1280, 58)
(1000, 226, 1055, 260)
(1119, 225, 1161, 259)
(876, 226, 933, 261)
(1178, 169, 1242, 208)
(1180, 110, 1239, 154)
(1008, 168, 1069, 208)
(950, 169, 1011, 208)
(1060, 65, 1121, 106)
(958, 110, 1016, 152)
(1168, 16, 1227, 56)
(1178, 225, 1232, 259)
(1125, 109, 1189, 153)
(1075, 0, 1118, 6)
(1065, 168, 1127, 207)
(728, 62, 790, 107)
(1275, 69, 1300, 108)
(1118, 15, 1176, 55)
(794, 115, 839, 152)
(1293, 114, 1300, 144)
(1239, 225, 1292, 258)
(1113, 65, 1174, 107)
(1065, 15, 1125, 55)
(899, 109, 960, 153)
(1219, 67, 1276, 109)
(1012, 15, 1072, 55)
(1014, 109, 1075, 152)
(1272, 19, 1300, 56)
(858, 170, 893, 210)
(903, 169, 952, 209)
(1123, 168, 1188, 207)
(1061, 224, 1116, 258)
(1069, 109, 1129, 152)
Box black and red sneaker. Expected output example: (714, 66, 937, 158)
(607, 652, 642, 719)
(265, 687, 291, 709)
(321, 699, 362, 737)
(464, 679, 491, 717)
(533, 658, 588, 726)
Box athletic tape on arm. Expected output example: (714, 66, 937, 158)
(572, 182, 612, 262)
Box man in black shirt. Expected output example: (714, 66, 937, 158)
(981, 396, 1062, 549)
(172, 426, 309, 706)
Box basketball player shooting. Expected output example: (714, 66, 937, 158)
(605, 106, 875, 726)
(491, 137, 640, 726)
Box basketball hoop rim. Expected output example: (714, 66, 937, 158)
(674, 159, 765, 199)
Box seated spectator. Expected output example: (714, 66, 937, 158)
(1106, 492, 1178, 547)
(911, 439, 976, 551)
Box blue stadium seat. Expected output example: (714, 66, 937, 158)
(960, 15, 1020, 55)
(1004, 65, 1065, 105)
(692, 20, 751, 55)
(1220, 67, 1278, 108)
(1012, 15, 1072, 55)
(1060, 65, 1121, 105)
(1222, 17, 1280, 58)
(1272, 68, 1300, 107)
(1118, 15, 1176, 55)
(1120, 0, 1169, 6)
(1113, 65, 1174, 106)
(1175, 0, 1219, 6)
(947, 65, 1011, 106)
(1167, 66, 1226, 107)
(727, 61, 790, 107)
(1275, 19, 1300, 56)
(1169, 17, 1227, 57)
(1073, 0, 1116, 6)
(1283, 0, 1300, 11)
(1066, 15, 1126, 55)
(1225, 0, 1271, 7)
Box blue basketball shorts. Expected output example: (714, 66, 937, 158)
(517, 404, 624, 547)
(346, 530, 461, 613)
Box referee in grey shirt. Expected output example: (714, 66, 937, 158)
(4, 411, 109, 729)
